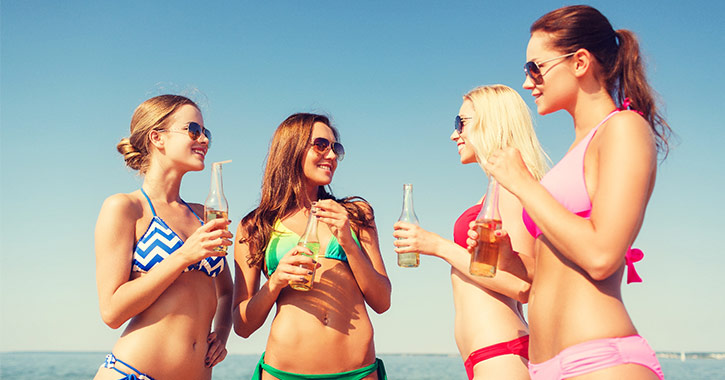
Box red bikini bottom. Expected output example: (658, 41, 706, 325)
(464, 335, 530, 379)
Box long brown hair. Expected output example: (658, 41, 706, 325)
(117, 95, 199, 173)
(531, 5, 672, 158)
(240, 113, 374, 269)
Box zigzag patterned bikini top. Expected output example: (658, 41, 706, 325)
(132, 189, 225, 278)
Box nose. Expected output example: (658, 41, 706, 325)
(522, 72, 535, 90)
(324, 146, 337, 160)
(450, 130, 458, 141)
(199, 132, 210, 146)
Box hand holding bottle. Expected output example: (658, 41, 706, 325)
(397, 184, 420, 267)
(483, 147, 536, 196)
(205, 160, 231, 253)
(177, 219, 233, 265)
(393, 221, 441, 257)
(270, 246, 320, 291)
(289, 203, 321, 291)
(470, 178, 502, 277)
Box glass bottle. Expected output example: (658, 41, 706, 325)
(290, 202, 321, 291)
(204, 160, 231, 253)
(397, 184, 420, 267)
(470, 177, 502, 277)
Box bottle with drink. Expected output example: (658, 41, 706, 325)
(470, 178, 502, 277)
(290, 202, 321, 291)
(204, 160, 231, 253)
(397, 184, 420, 268)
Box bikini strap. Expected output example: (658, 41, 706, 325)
(180, 198, 204, 224)
(591, 109, 621, 135)
(139, 189, 157, 217)
(140, 188, 202, 224)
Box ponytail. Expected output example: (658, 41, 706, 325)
(613, 30, 672, 158)
(532, 5, 673, 159)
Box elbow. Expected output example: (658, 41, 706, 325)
(100, 309, 126, 330)
(232, 318, 253, 338)
(586, 253, 623, 282)
(232, 307, 255, 338)
(516, 282, 531, 304)
(233, 323, 253, 339)
(369, 283, 392, 314)
(371, 298, 391, 314)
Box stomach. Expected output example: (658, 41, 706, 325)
(107, 270, 218, 380)
(450, 267, 529, 359)
(265, 259, 376, 374)
(528, 238, 637, 363)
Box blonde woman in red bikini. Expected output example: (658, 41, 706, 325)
(470, 5, 672, 380)
(395, 84, 548, 379)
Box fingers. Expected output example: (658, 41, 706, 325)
(494, 228, 509, 238)
(205, 333, 227, 368)
(202, 218, 232, 232)
(313, 200, 348, 229)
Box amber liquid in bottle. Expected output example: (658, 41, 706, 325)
(470, 178, 501, 277)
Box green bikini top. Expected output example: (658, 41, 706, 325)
(265, 219, 361, 277)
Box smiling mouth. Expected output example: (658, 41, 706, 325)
(192, 148, 207, 157)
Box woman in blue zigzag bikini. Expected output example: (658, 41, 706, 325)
(93, 95, 234, 380)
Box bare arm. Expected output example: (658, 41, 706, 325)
(205, 262, 233, 367)
(486, 112, 656, 280)
(315, 200, 391, 314)
(394, 222, 530, 303)
(95, 194, 232, 329)
(232, 223, 318, 337)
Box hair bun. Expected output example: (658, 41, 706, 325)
(117, 138, 143, 171)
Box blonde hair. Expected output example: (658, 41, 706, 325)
(117, 95, 199, 173)
(463, 85, 549, 180)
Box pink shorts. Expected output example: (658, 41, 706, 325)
(528, 335, 664, 380)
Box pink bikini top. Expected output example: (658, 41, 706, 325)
(454, 204, 482, 248)
(521, 110, 643, 283)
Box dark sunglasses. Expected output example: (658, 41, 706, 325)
(523, 52, 576, 85)
(159, 122, 212, 143)
(454, 115, 472, 134)
(310, 137, 345, 161)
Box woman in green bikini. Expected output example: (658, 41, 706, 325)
(233, 113, 391, 380)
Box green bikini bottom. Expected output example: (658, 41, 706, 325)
(252, 353, 387, 380)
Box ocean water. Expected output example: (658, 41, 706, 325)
(1, 352, 723, 379)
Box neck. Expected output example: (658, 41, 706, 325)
(142, 163, 185, 203)
(568, 87, 617, 137)
(300, 182, 319, 209)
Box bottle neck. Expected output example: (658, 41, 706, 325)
(478, 178, 500, 221)
(402, 186, 414, 212)
(300, 207, 319, 243)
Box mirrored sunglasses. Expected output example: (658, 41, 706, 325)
(523, 52, 576, 85)
(455, 115, 472, 134)
(159, 122, 212, 143)
(310, 137, 345, 161)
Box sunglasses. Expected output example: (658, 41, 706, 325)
(158, 122, 212, 143)
(310, 137, 345, 161)
(454, 115, 472, 134)
(523, 52, 576, 85)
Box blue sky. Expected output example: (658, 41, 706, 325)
(2, 0, 724, 357)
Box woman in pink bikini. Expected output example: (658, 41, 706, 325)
(394, 84, 548, 379)
(471, 5, 671, 379)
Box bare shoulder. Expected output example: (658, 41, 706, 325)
(594, 110, 656, 164)
(601, 111, 655, 146)
(100, 192, 144, 220)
